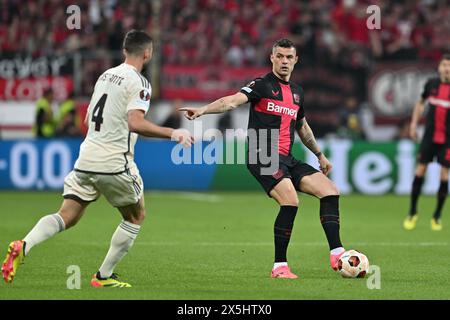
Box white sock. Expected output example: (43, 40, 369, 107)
(330, 247, 345, 256)
(98, 220, 141, 279)
(273, 262, 288, 270)
(23, 213, 65, 255)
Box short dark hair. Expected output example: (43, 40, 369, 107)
(273, 38, 296, 51)
(440, 54, 450, 63)
(123, 30, 153, 55)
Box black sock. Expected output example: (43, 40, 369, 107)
(274, 206, 298, 263)
(409, 176, 424, 216)
(320, 195, 343, 250)
(433, 181, 448, 220)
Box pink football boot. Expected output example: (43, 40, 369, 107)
(271, 265, 298, 279)
(330, 251, 346, 271)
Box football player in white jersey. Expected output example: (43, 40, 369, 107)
(1, 30, 193, 287)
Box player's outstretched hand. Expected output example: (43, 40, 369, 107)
(172, 129, 194, 148)
(318, 154, 332, 176)
(179, 107, 205, 120)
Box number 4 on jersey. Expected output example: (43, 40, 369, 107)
(91, 94, 107, 131)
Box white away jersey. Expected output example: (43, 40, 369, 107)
(74, 63, 151, 173)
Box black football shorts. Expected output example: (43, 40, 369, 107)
(247, 154, 319, 196)
(417, 140, 450, 168)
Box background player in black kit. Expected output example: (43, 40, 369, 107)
(180, 39, 357, 279)
(404, 54, 450, 231)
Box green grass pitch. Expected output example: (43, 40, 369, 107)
(0, 191, 449, 300)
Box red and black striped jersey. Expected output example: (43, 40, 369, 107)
(422, 78, 450, 144)
(240, 72, 305, 156)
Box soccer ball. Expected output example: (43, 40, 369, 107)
(337, 250, 369, 278)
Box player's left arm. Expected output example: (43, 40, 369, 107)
(126, 78, 193, 147)
(296, 118, 332, 176)
(128, 110, 193, 147)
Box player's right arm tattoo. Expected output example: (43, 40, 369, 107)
(204, 97, 233, 114)
(218, 98, 229, 112)
(203, 93, 248, 114)
(298, 119, 322, 157)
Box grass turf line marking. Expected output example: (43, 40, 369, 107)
(58, 241, 449, 247)
(131, 241, 449, 247)
(149, 192, 223, 202)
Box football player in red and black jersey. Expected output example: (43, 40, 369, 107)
(181, 39, 352, 279)
(405, 54, 450, 231)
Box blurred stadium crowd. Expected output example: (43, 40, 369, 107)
(162, 0, 449, 67)
(0, 0, 449, 139)
(1, 0, 448, 64)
